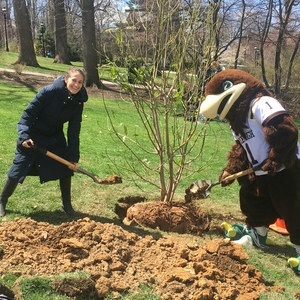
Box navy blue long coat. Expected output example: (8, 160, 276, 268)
(8, 76, 88, 183)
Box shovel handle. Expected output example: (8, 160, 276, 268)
(222, 160, 266, 182)
(223, 167, 255, 181)
(29, 143, 100, 183)
(204, 166, 256, 195)
(29, 144, 74, 168)
(41, 149, 74, 168)
(41, 151, 97, 180)
(29, 143, 122, 184)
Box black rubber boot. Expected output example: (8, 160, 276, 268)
(0, 177, 18, 217)
(60, 177, 76, 217)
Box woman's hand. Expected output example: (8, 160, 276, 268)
(68, 162, 78, 171)
(22, 139, 34, 148)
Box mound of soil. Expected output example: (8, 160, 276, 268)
(0, 217, 275, 299)
(115, 199, 210, 235)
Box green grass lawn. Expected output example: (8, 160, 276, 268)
(0, 51, 300, 299)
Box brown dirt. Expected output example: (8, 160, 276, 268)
(0, 70, 286, 299)
(0, 216, 273, 300)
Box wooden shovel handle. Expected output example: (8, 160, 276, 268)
(42, 149, 74, 168)
(223, 167, 255, 181)
(29, 143, 122, 185)
(29, 143, 97, 181)
(222, 159, 267, 182)
(42, 151, 95, 179)
(207, 165, 261, 193)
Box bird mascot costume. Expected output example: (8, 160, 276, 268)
(199, 69, 300, 275)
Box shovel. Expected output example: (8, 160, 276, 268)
(187, 163, 265, 199)
(30, 143, 122, 185)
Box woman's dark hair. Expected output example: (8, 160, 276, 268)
(65, 67, 86, 84)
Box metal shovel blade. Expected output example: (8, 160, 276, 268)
(187, 179, 213, 199)
(185, 164, 263, 201)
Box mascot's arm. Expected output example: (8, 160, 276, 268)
(263, 114, 298, 175)
(219, 142, 254, 187)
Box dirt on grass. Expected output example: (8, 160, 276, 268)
(0, 194, 287, 300)
(0, 214, 274, 300)
(0, 70, 295, 299)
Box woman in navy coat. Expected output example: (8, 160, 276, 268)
(0, 67, 88, 217)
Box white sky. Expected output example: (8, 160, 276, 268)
(116, 0, 129, 12)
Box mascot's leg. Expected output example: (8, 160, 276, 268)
(263, 163, 300, 275)
(286, 222, 300, 275)
(247, 226, 268, 248)
(221, 180, 276, 248)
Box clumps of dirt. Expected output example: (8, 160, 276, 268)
(0, 217, 277, 299)
(51, 277, 96, 298)
(121, 200, 211, 235)
(96, 174, 122, 184)
(114, 196, 147, 220)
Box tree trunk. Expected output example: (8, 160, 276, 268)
(12, 0, 39, 67)
(284, 34, 300, 91)
(82, 0, 102, 88)
(53, 0, 71, 64)
(259, 0, 272, 89)
(234, 0, 246, 69)
(274, 0, 295, 97)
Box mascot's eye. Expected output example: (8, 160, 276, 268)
(223, 80, 233, 91)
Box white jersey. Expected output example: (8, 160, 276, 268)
(232, 96, 300, 176)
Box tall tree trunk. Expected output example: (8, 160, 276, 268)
(259, 0, 273, 89)
(234, 0, 246, 69)
(12, 0, 39, 67)
(81, 0, 101, 88)
(53, 0, 71, 64)
(274, 0, 294, 97)
(284, 34, 300, 91)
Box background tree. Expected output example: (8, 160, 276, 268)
(12, 0, 39, 66)
(53, 0, 71, 64)
(2, 0, 300, 99)
(250, 0, 273, 89)
(233, 0, 246, 69)
(273, 0, 296, 97)
(81, 0, 101, 87)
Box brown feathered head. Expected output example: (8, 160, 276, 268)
(200, 69, 273, 137)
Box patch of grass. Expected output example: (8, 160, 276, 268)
(16, 277, 61, 300)
(15, 272, 92, 300)
(105, 284, 161, 300)
(0, 273, 20, 289)
(14, 272, 160, 300)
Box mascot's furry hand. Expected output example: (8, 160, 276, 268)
(261, 159, 279, 176)
(219, 170, 234, 187)
(219, 143, 255, 187)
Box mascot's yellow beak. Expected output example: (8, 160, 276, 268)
(200, 83, 246, 120)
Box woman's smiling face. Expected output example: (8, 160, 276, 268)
(64, 71, 84, 95)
